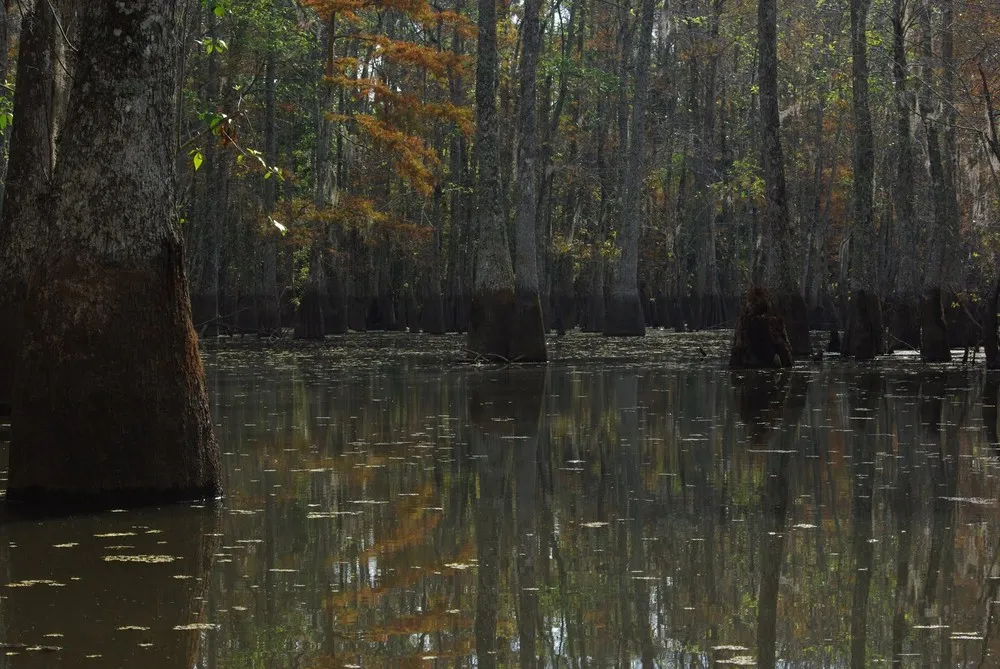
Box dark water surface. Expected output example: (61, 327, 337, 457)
(3, 332, 1000, 667)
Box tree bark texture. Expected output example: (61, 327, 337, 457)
(467, 0, 520, 360)
(256, 46, 281, 335)
(755, 0, 809, 355)
(888, 0, 919, 350)
(845, 0, 884, 359)
(511, 0, 547, 361)
(0, 0, 66, 406)
(917, 0, 951, 362)
(8, 0, 221, 508)
(605, 0, 655, 336)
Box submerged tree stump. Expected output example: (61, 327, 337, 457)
(729, 287, 793, 369)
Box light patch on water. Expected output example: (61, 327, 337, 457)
(102, 555, 180, 564)
(6, 580, 65, 588)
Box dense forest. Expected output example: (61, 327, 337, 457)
(4, 0, 999, 362)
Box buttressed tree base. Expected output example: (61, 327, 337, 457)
(6, 0, 220, 509)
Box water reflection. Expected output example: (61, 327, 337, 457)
(3, 351, 1000, 666)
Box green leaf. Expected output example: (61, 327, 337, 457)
(213, 3, 224, 17)
(192, 150, 204, 171)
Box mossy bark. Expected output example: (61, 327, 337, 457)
(845, 289, 884, 360)
(776, 292, 810, 357)
(729, 287, 793, 369)
(468, 289, 517, 360)
(604, 292, 646, 337)
(920, 287, 950, 362)
(294, 244, 326, 339)
(420, 289, 446, 334)
(11, 248, 221, 507)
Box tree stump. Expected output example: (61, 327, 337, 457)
(729, 287, 793, 369)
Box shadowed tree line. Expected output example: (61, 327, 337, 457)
(5, 0, 1000, 364)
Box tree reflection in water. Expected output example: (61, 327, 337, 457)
(3, 354, 1000, 666)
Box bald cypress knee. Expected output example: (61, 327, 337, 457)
(7, 0, 221, 507)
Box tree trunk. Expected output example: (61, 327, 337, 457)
(751, 0, 809, 356)
(917, 0, 950, 362)
(257, 46, 281, 336)
(191, 8, 223, 336)
(889, 0, 919, 350)
(604, 0, 655, 336)
(467, 0, 519, 360)
(9, 0, 221, 507)
(845, 0, 884, 359)
(0, 0, 71, 406)
(510, 0, 547, 361)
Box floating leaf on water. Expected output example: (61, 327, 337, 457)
(173, 623, 219, 631)
(42, 634, 64, 639)
(118, 626, 150, 631)
(171, 575, 194, 580)
(580, 522, 609, 528)
(25, 646, 61, 652)
(137, 643, 154, 648)
(102, 555, 180, 564)
(792, 524, 817, 529)
(7, 580, 66, 588)
(446, 609, 461, 614)
(940, 497, 996, 507)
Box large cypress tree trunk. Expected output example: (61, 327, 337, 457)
(916, 0, 950, 362)
(257, 46, 281, 336)
(756, 0, 809, 356)
(510, 0, 547, 360)
(467, 0, 519, 360)
(604, 0, 655, 337)
(8, 0, 221, 507)
(845, 0, 884, 359)
(889, 0, 920, 350)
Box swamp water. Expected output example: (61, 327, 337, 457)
(2, 331, 1000, 667)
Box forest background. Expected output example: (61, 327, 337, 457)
(1, 0, 999, 355)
